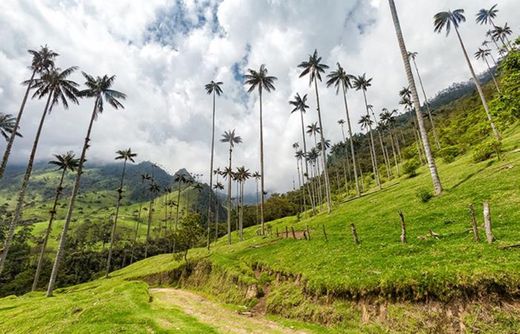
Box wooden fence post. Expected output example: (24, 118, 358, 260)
(306, 224, 311, 240)
(291, 226, 296, 239)
(285, 226, 289, 239)
(483, 201, 494, 244)
(398, 211, 407, 244)
(276, 228, 279, 238)
(350, 223, 359, 245)
(322, 224, 328, 241)
(468, 204, 480, 242)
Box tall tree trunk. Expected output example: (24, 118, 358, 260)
(388, 0, 443, 195)
(339, 124, 350, 194)
(313, 79, 332, 212)
(371, 109, 392, 179)
(32, 168, 66, 291)
(341, 82, 360, 196)
(295, 157, 303, 213)
(226, 146, 233, 244)
(0, 70, 36, 180)
(239, 181, 244, 241)
(46, 99, 98, 297)
(258, 88, 266, 235)
(483, 57, 501, 93)
(0, 92, 52, 274)
(105, 159, 128, 278)
(206, 91, 216, 250)
(299, 110, 315, 213)
(362, 91, 381, 189)
(411, 57, 441, 150)
(129, 218, 140, 264)
(389, 132, 400, 175)
(145, 198, 153, 257)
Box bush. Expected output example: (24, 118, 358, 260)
(403, 158, 420, 178)
(472, 140, 502, 162)
(438, 145, 463, 163)
(416, 188, 433, 203)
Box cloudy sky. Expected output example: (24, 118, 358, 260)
(0, 0, 517, 194)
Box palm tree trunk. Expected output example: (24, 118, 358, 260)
(206, 90, 216, 250)
(339, 125, 350, 193)
(389, 132, 399, 175)
(454, 27, 500, 140)
(394, 128, 402, 160)
(411, 57, 441, 150)
(105, 159, 127, 278)
(214, 196, 219, 241)
(255, 178, 259, 225)
(129, 218, 140, 264)
(341, 82, 360, 196)
(239, 181, 244, 241)
(0, 92, 52, 275)
(47, 99, 97, 297)
(227, 147, 233, 244)
(32, 168, 66, 291)
(362, 91, 381, 189)
(258, 88, 267, 235)
(295, 157, 303, 213)
(145, 199, 153, 257)
(299, 111, 315, 213)
(388, 0, 443, 195)
(358, 161, 365, 193)
(0, 69, 36, 180)
(483, 57, 501, 93)
(313, 79, 332, 213)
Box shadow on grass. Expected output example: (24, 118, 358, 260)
(341, 181, 401, 204)
(448, 159, 495, 191)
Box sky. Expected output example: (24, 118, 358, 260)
(0, 0, 518, 194)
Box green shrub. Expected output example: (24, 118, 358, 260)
(416, 188, 433, 203)
(472, 140, 502, 162)
(403, 158, 420, 178)
(438, 145, 463, 163)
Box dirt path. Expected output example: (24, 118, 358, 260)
(150, 288, 309, 334)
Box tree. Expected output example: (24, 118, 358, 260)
(144, 181, 160, 258)
(475, 48, 501, 92)
(31, 152, 79, 291)
(204, 80, 223, 250)
(407, 51, 441, 149)
(235, 166, 251, 241)
(0, 46, 58, 179)
(220, 130, 242, 244)
(252, 171, 261, 226)
(368, 104, 392, 180)
(336, 120, 350, 193)
(380, 108, 400, 174)
(388, 0, 443, 195)
(298, 50, 332, 213)
(47, 73, 126, 297)
(244, 65, 276, 235)
(0, 66, 79, 275)
(306, 123, 324, 206)
(105, 148, 137, 278)
(492, 24, 513, 51)
(476, 5, 509, 50)
(326, 63, 360, 196)
(0, 113, 22, 141)
(433, 8, 500, 140)
(353, 74, 381, 189)
(212, 180, 224, 240)
(130, 173, 151, 263)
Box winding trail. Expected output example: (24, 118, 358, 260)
(150, 288, 309, 334)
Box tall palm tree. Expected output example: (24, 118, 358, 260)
(289, 93, 315, 213)
(336, 120, 350, 193)
(298, 50, 332, 213)
(476, 5, 508, 49)
(0, 66, 79, 275)
(388, 0, 443, 195)
(433, 8, 500, 140)
(353, 74, 380, 189)
(0, 46, 58, 179)
(204, 80, 223, 250)
(145, 181, 160, 258)
(306, 123, 324, 206)
(213, 180, 224, 240)
(235, 166, 250, 241)
(327, 63, 360, 196)
(47, 73, 126, 297)
(368, 104, 392, 180)
(0, 113, 22, 141)
(130, 173, 152, 264)
(380, 109, 400, 175)
(220, 130, 242, 244)
(475, 48, 501, 93)
(252, 171, 261, 225)
(295, 149, 306, 210)
(407, 51, 441, 149)
(244, 65, 276, 235)
(31, 152, 79, 291)
(486, 30, 502, 52)
(105, 148, 137, 278)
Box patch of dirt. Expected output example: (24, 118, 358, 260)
(151, 288, 309, 334)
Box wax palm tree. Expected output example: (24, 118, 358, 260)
(129, 173, 151, 264)
(358, 115, 377, 186)
(220, 130, 242, 244)
(306, 122, 324, 205)
(289, 93, 314, 213)
(31, 151, 79, 291)
(298, 50, 332, 213)
(105, 148, 137, 277)
(0, 46, 58, 179)
(0, 113, 22, 141)
(47, 73, 126, 297)
(352, 74, 380, 189)
(213, 181, 224, 240)
(407, 52, 440, 149)
(0, 66, 80, 275)
(387, 0, 443, 195)
(474, 48, 501, 92)
(204, 80, 223, 249)
(327, 63, 360, 196)
(486, 30, 502, 52)
(433, 8, 500, 140)
(252, 171, 261, 225)
(492, 24, 513, 50)
(235, 166, 251, 241)
(144, 181, 160, 258)
(476, 5, 508, 50)
(336, 119, 350, 193)
(380, 109, 400, 174)
(244, 65, 276, 235)
(368, 104, 392, 179)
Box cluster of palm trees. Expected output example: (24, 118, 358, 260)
(0, 45, 126, 297)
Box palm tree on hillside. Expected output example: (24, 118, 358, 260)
(31, 151, 79, 291)
(47, 73, 126, 297)
(298, 50, 332, 213)
(306, 123, 324, 205)
(129, 173, 152, 264)
(380, 108, 400, 174)
(105, 148, 137, 278)
(326, 63, 360, 196)
(0, 66, 80, 275)
(388, 0, 443, 195)
(0, 46, 58, 179)
(220, 130, 242, 244)
(204, 80, 223, 250)
(353, 74, 380, 189)
(235, 166, 251, 241)
(295, 149, 306, 210)
(174, 172, 188, 231)
(476, 5, 508, 50)
(407, 51, 440, 149)
(492, 24, 513, 50)
(0, 113, 22, 141)
(433, 8, 500, 140)
(244, 65, 277, 236)
(474, 48, 501, 93)
(336, 119, 350, 193)
(252, 171, 261, 225)
(212, 181, 224, 240)
(144, 181, 160, 258)
(368, 104, 392, 179)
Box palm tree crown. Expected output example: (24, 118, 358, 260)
(244, 64, 277, 93)
(28, 45, 58, 73)
(80, 73, 127, 115)
(475, 5, 498, 25)
(205, 80, 223, 95)
(115, 148, 137, 163)
(49, 152, 80, 172)
(298, 49, 329, 85)
(30, 66, 80, 111)
(352, 74, 372, 92)
(433, 9, 466, 36)
(220, 130, 242, 147)
(289, 93, 309, 114)
(326, 62, 354, 93)
(0, 113, 22, 141)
